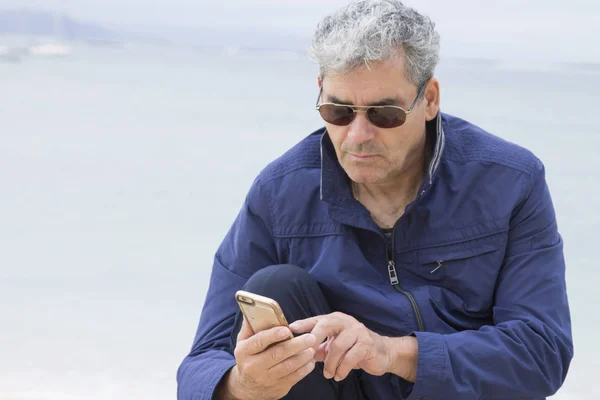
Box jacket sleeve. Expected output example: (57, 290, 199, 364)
(407, 160, 574, 399)
(176, 178, 279, 400)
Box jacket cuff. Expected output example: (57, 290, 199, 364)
(406, 331, 447, 399)
(205, 359, 237, 399)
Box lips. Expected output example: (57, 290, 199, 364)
(349, 153, 377, 159)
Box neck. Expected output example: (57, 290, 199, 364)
(356, 158, 425, 209)
(353, 141, 429, 227)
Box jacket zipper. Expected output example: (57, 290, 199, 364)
(385, 227, 425, 332)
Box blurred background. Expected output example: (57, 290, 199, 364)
(1, 0, 598, 399)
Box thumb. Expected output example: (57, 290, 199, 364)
(236, 315, 254, 343)
(314, 341, 328, 362)
(314, 335, 334, 362)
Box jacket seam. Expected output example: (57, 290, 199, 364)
(256, 178, 276, 239)
(273, 232, 346, 239)
(398, 225, 508, 253)
(440, 157, 534, 176)
(261, 165, 321, 184)
(275, 237, 291, 263)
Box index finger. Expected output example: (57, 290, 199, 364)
(238, 325, 293, 356)
(309, 317, 345, 350)
(289, 316, 321, 334)
(236, 315, 255, 343)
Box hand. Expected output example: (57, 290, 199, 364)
(289, 312, 392, 382)
(218, 316, 317, 400)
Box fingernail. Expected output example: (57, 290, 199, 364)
(304, 334, 316, 346)
(324, 371, 332, 379)
(334, 375, 341, 382)
(289, 321, 299, 330)
(279, 328, 289, 338)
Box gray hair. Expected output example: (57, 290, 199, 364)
(309, 0, 440, 89)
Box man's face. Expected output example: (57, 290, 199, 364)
(319, 56, 432, 185)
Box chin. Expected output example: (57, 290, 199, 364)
(341, 156, 391, 183)
(345, 167, 387, 184)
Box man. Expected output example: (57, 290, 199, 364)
(177, 0, 573, 399)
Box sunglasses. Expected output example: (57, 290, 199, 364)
(315, 82, 426, 129)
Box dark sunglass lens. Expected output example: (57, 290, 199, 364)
(319, 105, 355, 126)
(367, 107, 406, 128)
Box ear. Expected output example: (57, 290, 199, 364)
(317, 75, 323, 88)
(424, 77, 440, 121)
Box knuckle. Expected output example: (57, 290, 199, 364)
(233, 346, 242, 360)
(357, 329, 369, 341)
(252, 337, 263, 352)
(297, 337, 313, 353)
(303, 334, 315, 347)
(319, 321, 333, 333)
(315, 318, 327, 328)
(291, 335, 304, 347)
(234, 345, 250, 362)
(304, 361, 316, 375)
(284, 359, 295, 374)
(305, 347, 315, 359)
(270, 345, 282, 362)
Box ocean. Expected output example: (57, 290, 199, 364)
(1, 44, 598, 399)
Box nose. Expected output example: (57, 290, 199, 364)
(347, 110, 376, 143)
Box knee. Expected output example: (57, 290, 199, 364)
(243, 264, 313, 298)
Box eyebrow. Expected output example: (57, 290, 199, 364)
(327, 95, 405, 107)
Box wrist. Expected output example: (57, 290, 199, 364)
(215, 366, 244, 400)
(387, 336, 419, 383)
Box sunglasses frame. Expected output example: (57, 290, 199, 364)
(315, 81, 427, 128)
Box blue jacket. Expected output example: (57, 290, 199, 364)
(177, 113, 573, 399)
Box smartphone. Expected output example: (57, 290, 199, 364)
(235, 290, 289, 335)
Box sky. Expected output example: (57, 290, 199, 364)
(1, 0, 599, 62)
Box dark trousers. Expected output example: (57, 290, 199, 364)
(229, 264, 368, 400)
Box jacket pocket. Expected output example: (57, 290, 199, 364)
(400, 231, 507, 310)
(417, 240, 499, 277)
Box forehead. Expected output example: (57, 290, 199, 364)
(322, 57, 414, 105)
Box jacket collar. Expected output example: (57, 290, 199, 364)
(319, 112, 446, 223)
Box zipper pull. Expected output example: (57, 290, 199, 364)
(430, 260, 444, 274)
(388, 260, 399, 285)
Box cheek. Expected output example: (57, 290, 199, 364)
(379, 130, 416, 163)
(377, 133, 402, 154)
(326, 125, 348, 149)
